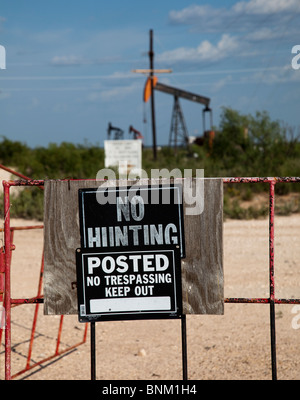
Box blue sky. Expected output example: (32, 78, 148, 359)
(0, 0, 300, 148)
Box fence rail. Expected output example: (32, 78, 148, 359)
(1, 177, 300, 380)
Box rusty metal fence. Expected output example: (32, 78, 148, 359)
(0, 223, 88, 379)
(0, 169, 88, 380)
(223, 177, 300, 380)
(1, 176, 300, 380)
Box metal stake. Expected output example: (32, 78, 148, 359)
(91, 322, 96, 380)
(181, 314, 188, 380)
(269, 181, 277, 380)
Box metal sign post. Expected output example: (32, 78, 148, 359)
(76, 183, 185, 379)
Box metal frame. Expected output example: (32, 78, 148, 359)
(1, 179, 88, 380)
(1, 177, 300, 380)
(223, 177, 300, 380)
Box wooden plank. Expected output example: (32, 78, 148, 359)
(43, 179, 223, 315)
(182, 179, 223, 314)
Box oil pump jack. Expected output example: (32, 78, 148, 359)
(153, 82, 213, 151)
(107, 122, 124, 140)
(129, 125, 143, 140)
(135, 30, 214, 156)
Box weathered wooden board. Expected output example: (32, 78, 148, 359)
(182, 178, 223, 314)
(43, 179, 223, 315)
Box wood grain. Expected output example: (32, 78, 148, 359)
(182, 178, 223, 314)
(43, 179, 223, 315)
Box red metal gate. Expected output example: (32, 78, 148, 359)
(1, 177, 300, 380)
(223, 177, 300, 380)
(0, 171, 88, 380)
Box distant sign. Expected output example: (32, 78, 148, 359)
(76, 184, 184, 321)
(76, 246, 182, 322)
(0, 45, 5, 70)
(104, 139, 142, 176)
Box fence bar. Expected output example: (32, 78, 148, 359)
(225, 298, 269, 304)
(269, 180, 277, 380)
(223, 177, 300, 184)
(5, 179, 44, 187)
(225, 298, 300, 304)
(26, 252, 44, 369)
(55, 316, 64, 355)
(11, 297, 44, 305)
(2, 179, 88, 380)
(90, 322, 96, 380)
(0, 164, 38, 181)
(0, 248, 4, 303)
(3, 181, 12, 380)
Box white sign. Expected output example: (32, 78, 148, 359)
(104, 140, 142, 176)
(0, 45, 6, 70)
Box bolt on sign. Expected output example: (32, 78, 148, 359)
(76, 185, 184, 321)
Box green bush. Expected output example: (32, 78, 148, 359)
(0, 107, 299, 220)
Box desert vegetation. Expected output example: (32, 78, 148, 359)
(0, 107, 299, 220)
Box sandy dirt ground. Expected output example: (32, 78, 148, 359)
(0, 172, 299, 380)
(0, 213, 299, 381)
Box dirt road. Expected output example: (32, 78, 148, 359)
(1, 214, 299, 380)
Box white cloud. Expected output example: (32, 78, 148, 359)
(212, 75, 233, 92)
(233, 0, 300, 15)
(250, 64, 300, 84)
(169, 5, 218, 24)
(157, 34, 239, 64)
(166, 0, 300, 68)
(246, 27, 282, 41)
(51, 55, 87, 66)
(100, 84, 138, 101)
(169, 0, 300, 32)
(86, 81, 140, 103)
(169, 5, 227, 31)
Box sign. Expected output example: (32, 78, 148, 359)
(43, 178, 224, 316)
(104, 140, 142, 176)
(0, 45, 5, 70)
(78, 184, 185, 258)
(76, 184, 184, 321)
(76, 246, 182, 322)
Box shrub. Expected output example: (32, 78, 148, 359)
(0, 107, 299, 220)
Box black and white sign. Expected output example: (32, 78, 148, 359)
(78, 184, 185, 258)
(76, 184, 184, 321)
(76, 246, 182, 321)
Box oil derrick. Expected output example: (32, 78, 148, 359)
(129, 125, 143, 140)
(169, 96, 189, 151)
(154, 82, 213, 152)
(134, 30, 213, 155)
(107, 122, 124, 140)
